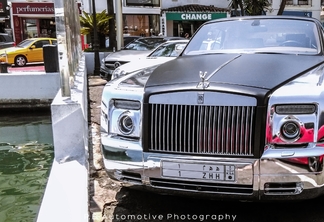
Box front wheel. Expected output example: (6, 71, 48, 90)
(14, 55, 27, 67)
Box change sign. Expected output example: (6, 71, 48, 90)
(166, 12, 226, 21)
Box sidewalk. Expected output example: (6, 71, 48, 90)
(8, 64, 45, 72)
(88, 75, 118, 222)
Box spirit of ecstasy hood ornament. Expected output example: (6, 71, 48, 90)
(197, 71, 209, 89)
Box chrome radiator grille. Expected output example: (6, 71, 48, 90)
(148, 104, 255, 156)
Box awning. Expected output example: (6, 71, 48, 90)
(162, 4, 229, 21)
(161, 4, 230, 13)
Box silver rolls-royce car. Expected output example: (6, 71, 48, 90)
(101, 16, 324, 201)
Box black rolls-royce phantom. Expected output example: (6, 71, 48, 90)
(100, 16, 324, 201)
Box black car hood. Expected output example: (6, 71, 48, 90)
(145, 53, 324, 92)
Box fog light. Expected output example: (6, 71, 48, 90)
(118, 111, 134, 135)
(281, 120, 300, 140)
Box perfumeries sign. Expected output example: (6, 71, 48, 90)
(12, 2, 54, 15)
(12, 2, 81, 15)
(166, 12, 227, 21)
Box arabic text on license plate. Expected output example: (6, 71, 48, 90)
(162, 161, 235, 181)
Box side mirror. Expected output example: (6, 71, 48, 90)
(30, 45, 36, 49)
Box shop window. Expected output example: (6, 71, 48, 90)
(123, 14, 159, 37)
(125, 0, 160, 7)
(40, 19, 56, 37)
(24, 19, 37, 38)
(286, 0, 311, 5)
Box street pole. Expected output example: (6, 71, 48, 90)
(92, 0, 100, 75)
(115, 0, 123, 51)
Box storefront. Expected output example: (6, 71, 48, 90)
(11, 2, 81, 44)
(11, 2, 56, 44)
(161, 5, 229, 37)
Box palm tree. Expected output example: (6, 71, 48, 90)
(244, 0, 272, 15)
(277, 0, 287, 15)
(80, 9, 113, 48)
(231, 0, 245, 16)
(231, 0, 273, 16)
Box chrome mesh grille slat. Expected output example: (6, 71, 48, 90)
(149, 104, 255, 156)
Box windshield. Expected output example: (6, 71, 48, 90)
(17, 39, 34, 47)
(183, 18, 320, 56)
(149, 42, 188, 57)
(124, 38, 166, 51)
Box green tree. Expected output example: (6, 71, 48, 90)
(80, 9, 113, 48)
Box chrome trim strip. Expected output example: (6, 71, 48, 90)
(149, 91, 257, 106)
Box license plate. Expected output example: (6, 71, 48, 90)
(161, 161, 235, 181)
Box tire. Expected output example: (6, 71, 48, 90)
(14, 55, 27, 67)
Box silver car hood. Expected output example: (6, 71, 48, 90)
(103, 50, 151, 62)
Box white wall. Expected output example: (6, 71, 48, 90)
(37, 54, 89, 222)
(81, 0, 107, 13)
(0, 72, 60, 100)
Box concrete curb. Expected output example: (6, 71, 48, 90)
(37, 55, 89, 222)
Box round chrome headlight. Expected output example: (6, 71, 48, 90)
(280, 120, 301, 141)
(118, 111, 134, 135)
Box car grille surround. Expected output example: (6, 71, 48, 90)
(147, 103, 256, 157)
(105, 61, 129, 71)
(150, 178, 254, 194)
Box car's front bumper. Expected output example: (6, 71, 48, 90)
(100, 63, 113, 80)
(101, 134, 324, 201)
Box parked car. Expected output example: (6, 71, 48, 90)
(0, 37, 57, 67)
(111, 39, 189, 80)
(105, 35, 141, 48)
(100, 36, 186, 80)
(101, 16, 324, 201)
(0, 33, 15, 49)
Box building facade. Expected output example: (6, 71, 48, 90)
(84, 0, 322, 38)
(10, 2, 56, 44)
(269, 0, 322, 21)
(4, 0, 324, 44)
(6, 0, 82, 44)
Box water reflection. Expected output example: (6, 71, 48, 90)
(0, 113, 54, 222)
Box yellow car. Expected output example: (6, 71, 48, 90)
(0, 37, 57, 67)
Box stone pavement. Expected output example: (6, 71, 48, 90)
(88, 75, 120, 222)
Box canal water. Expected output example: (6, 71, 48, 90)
(0, 112, 54, 222)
